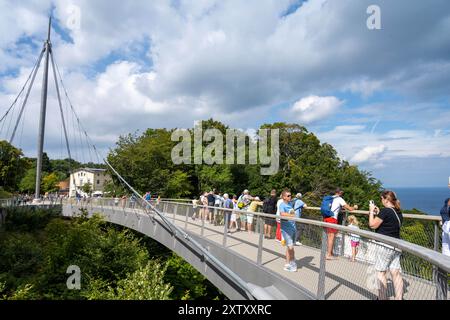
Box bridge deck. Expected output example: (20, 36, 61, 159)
(167, 212, 442, 300)
(66, 203, 447, 300)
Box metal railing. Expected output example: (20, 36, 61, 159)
(63, 197, 450, 300)
(161, 198, 444, 253)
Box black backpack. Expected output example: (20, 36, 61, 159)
(262, 198, 271, 213)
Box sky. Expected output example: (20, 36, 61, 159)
(0, 0, 449, 188)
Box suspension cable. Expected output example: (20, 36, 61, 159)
(50, 52, 255, 299)
(9, 47, 45, 144)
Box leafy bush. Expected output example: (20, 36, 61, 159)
(83, 261, 173, 300)
(4, 206, 60, 232)
(0, 210, 224, 300)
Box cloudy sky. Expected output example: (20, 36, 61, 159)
(0, 0, 449, 187)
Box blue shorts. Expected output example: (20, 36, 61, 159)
(281, 229, 296, 247)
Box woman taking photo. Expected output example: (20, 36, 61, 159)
(369, 190, 404, 300)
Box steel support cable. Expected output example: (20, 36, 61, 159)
(49, 50, 76, 190)
(9, 47, 45, 144)
(52, 55, 102, 166)
(52, 54, 88, 165)
(0, 46, 44, 125)
(51, 54, 256, 299)
(17, 91, 27, 148)
(100, 155, 256, 300)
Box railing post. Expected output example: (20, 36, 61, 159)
(185, 205, 189, 229)
(432, 221, 440, 292)
(173, 203, 177, 223)
(257, 216, 264, 265)
(223, 211, 229, 247)
(433, 221, 439, 252)
(163, 202, 167, 215)
(214, 207, 218, 226)
(340, 211, 348, 256)
(436, 268, 448, 300)
(317, 228, 327, 300)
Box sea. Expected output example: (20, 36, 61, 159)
(389, 187, 450, 216)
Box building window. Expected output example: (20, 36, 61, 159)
(97, 180, 100, 185)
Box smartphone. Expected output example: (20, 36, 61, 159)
(369, 200, 374, 206)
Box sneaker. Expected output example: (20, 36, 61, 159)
(275, 239, 281, 243)
(295, 241, 302, 246)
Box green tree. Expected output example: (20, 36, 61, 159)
(83, 262, 173, 300)
(0, 140, 29, 191)
(81, 182, 92, 195)
(165, 170, 193, 198)
(105, 120, 382, 206)
(19, 169, 36, 194)
(42, 173, 60, 193)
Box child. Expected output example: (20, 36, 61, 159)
(347, 215, 361, 262)
(229, 195, 239, 233)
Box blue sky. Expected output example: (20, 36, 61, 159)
(0, 0, 449, 188)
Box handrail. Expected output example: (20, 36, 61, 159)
(159, 200, 450, 273)
(160, 198, 442, 222)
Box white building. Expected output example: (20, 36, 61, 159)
(69, 168, 111, 197)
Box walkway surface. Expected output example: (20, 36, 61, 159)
(161, 208, 444, 300)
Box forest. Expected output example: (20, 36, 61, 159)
(0, 206, 223, 300)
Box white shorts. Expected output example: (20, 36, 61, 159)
(375, 243, 402, 272)
(230, 213, 237, 222)
(247, 214, 254, 224)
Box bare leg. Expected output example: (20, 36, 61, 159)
(326, 232, 336, 259)
(390, 269, 403, 300)
(289, 247, 296, 265)
(285, 248, 291, 265)
(351, 247, 357, 261)
(377, 271, 388, 300)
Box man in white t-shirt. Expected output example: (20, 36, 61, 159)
(324, 188, 358, 260)
(275, 197, 284, 242)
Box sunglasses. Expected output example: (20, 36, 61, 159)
(286, 194, 292, 197)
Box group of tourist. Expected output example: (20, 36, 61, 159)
(272, 188, 406, 300)
(190, 186, 450, 300)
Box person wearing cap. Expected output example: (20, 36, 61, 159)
(247, 196, 263, 234)
(292, 193, 307, 246)
(237, 189, 253, 231)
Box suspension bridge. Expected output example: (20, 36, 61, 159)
(0, 18, 449, 300)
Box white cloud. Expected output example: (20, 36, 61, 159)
(1, 0, 450, 167)
(350, 145, 386, 164)
(334, 125, 366, 133)
(291, 95, 344, 124)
